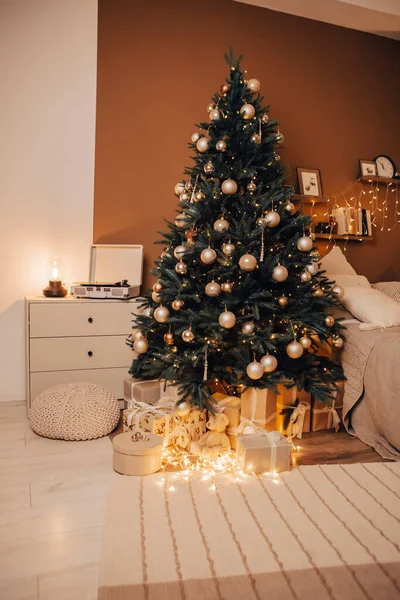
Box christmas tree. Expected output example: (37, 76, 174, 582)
(130, 50, 344, 411)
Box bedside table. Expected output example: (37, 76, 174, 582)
(25, 296, 137, 408)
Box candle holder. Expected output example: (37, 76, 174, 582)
(43, 256, 67, 298)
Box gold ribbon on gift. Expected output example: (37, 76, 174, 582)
(286, 401, 311, 441)
(126, 397, 176, 445)
(313, 400, 341, 432)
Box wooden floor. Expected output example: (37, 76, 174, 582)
(0, 401, 388, 599)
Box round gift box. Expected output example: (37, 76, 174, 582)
(113, 431, 163, 476)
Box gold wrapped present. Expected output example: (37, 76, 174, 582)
(123, 379, 161, 406)
(240, 387, 277, 431)
(311, 381, 344, 432)
(276, 385, 311, 439)
(212, 393, 241, 428)
(236, 430, 292, 473)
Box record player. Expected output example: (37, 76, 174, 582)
(71, 244, 143, 299)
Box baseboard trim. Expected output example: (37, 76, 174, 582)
(0, 393, 26, 403)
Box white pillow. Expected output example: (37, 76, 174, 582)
(319, 246, 357, 276)
(333, 274, 370, 288)
(340, 286, 400, 328)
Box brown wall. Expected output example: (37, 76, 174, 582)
(94, 0, 400, 291)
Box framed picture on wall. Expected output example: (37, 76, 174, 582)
(297, 168, 322, 197)
(359, 159, 377, 178)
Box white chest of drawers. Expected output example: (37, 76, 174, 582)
(25, 296, 137, 407)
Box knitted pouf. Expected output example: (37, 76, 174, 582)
(29, 382, 120, 441)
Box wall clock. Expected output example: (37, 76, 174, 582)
(374, 155, 396, 179)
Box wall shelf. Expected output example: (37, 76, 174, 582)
(313, 233, 374, 241)
(291, 193, 326, 204)
(359, 176, 400, 185)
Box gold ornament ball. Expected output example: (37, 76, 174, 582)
(260, 354, 278, 372)
(240, 103, 256, 120)
(151, 290, 162, 303)
(209, 108, 220, 121)
(300, 336, 312, 349)
(246, 361, 264, 380)
(312, 287, 324, 297)
(174, 182, 185, 196)
(175, 261, 187, 275)
(175, 401, 191, 417)
(257, 217, 267, 228)
(153, 281, 163, 293)
(332, 336, 344, 348)
(194, 191, 205, 202)
(205, 281, 221, 297)
(172, 299, 185, 311)
(182, 328, 195, 342)
(261, 113, 269, 124)
(220, 83, 231, 95)
(247, 78, 261, 93)
(222, 242, 235, 257)
(221, 281, 233, 293)
(278, 295, 288, 307)
(300, 270, 312, 283)
(239, 254, 257, 272)
(219, 310, 236, 329)
(286, 341, 304, 359)
(297, 236, 313, 252)
(175, 213, 187, 229)
(154, 306, 170, 323)
(206, 102, 215, 113)
(133, 338, 148, 354)
(284, 201, 295, 214)
(216, 140, 227, 152)
(200, 247, 217, 265)
(214, 218, 229, 232)
(179, 191, 190, 202)
(307, 262, 319, 275)
(174, 245, 187, 259)
(247, 181, 257, 193)
(272, 264, 289, 282)
(251, 134, 261, 144)
(131, 329, 144, 341)
(196, 137, 210, 153)
(204, 161, 214, 174)
(241, 321, 255, 335)
(164, 332, 174, 345)
(265, 210, 281, 228)
(325, 315, 335, 327)
(144, 307, 153, 318)
(276, 132, 284, 143)
(331, 285, 344, 299)
(191, 132, 201, 143)
(221, 178, 238, 195)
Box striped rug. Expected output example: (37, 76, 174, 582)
(98, 463, 400, 600)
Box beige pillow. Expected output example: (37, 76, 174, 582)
(372, 282, 400, 303)
(333, 274, 370, 288)
(319, 246, 357, 276)
(340, 286, 400, 328)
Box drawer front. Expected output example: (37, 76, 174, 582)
(29, 302, 137, 338)
(30, 368, 129, 405)
(30, 336, 134, 372)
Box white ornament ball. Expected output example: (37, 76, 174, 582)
(240, 103, 256, 120)
(307, 262, 319, 275)
(221, 178, 238, 195)
(205, 281, 221, 297)
(246, 361, 264, 380)
(333, 336, 344, 348)
(260, 354, 278, 373)
(286, 341, 304, 359)
(179, 192, 191, 202)
(196, 137, 210, 153)
(272, 265, 289, 282)
(151, 290, 162, 303)
(174, 182, 185, 196)
(300, 336, 312, 349)
(174, 245, 187, 259)
(297, 236, 313, 252)
(241, 321, 255, 335)
(331, 285, 344, 299)
(132, 329, 144, 341)
(214, 218, 229, 232)
(247, 78, 261, 93)
(222, 242, 235, 257)
(300, 271, 312, 283)
(175, 261, 187, 275)
(175, 401, 191, 417)
(191, 132, 201, 143)
(154, 306, 170, 323)
(200, 247, 217, 265)
(209, 108, 220, 121)
(325, 315, 335, 327)
(284, 201, 295, 214)
(239, 254, 257, 272)
(216, 140, 227, 152)
(175, 213, 187, 229)
(219, 310, 236, 329)
(133, 338, 148, 354)
(265, 210, 281, 228)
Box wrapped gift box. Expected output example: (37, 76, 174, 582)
(123, 379, 160, 406)
(311, 381, 344, 432)
(113, 431, 163, 476)
(236, 430, 292, 473)
(276, 385, 311, 439)
(240, 387, 277, 431)
(212, 393, 241, 428)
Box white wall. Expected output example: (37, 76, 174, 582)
(0, 0, 98, 401)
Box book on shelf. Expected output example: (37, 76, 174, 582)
(332, 207, 372, 236)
